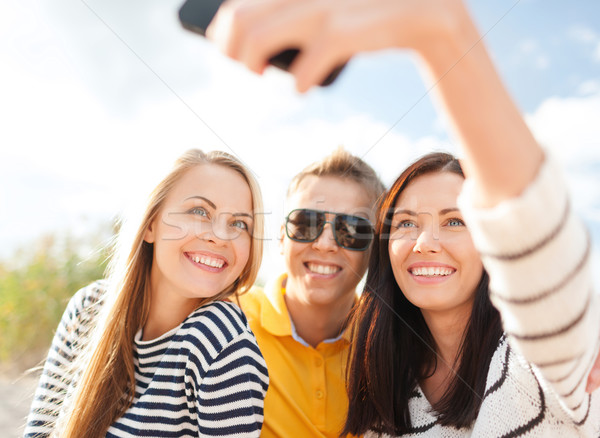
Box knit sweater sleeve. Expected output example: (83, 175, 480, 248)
(23, 281, 103, 437)
(457, 154, 599, 422)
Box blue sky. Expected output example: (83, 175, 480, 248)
(1, 0, 599, 281)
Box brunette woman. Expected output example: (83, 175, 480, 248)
(343, 152, 599, 436)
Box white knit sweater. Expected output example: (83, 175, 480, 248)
(369, 156, 600, 437)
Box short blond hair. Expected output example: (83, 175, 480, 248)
(287, 146, 385, 208)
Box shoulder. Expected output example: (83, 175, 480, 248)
(477, 337, 587, 435)
(179, 301, 267, 381)
(483, 336, 543, 400)
(68, 280, 105, 309)
(62, 280, 106, 330)
(181, 300, 254, 349)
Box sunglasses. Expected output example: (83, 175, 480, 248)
(285, 209, 374, 251)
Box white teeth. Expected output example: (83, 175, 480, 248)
(411, 267, 453, 277)
(307, 263, 340, 275)
(191, 255, 224, 268)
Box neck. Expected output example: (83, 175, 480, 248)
(419, 311, 468, 406)
(283, 287, 355, 348)
(143, 280, 202, 341)
(418, 307, 471, 405)
(422, 308, 470, 366)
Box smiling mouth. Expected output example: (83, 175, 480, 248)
(187, 253, 226, 269)
(410, 267, 454, 277)
(305, 262, 341, 275)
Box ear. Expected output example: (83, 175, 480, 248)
(144, 220, 156, 244)
(278, 224, 285, 255)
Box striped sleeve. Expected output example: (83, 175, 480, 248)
(186, 302, 269, 437)
(24, 282, 103, 437)
(458, 154, 599, 423)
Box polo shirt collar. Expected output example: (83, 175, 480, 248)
(260, 273, 294, 337)
(261, 273, 354, 345)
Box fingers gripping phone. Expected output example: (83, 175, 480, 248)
(178, 0, 346, 86)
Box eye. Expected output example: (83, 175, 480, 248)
(232, 219, 249, 231)
(189, 207, 209, 218)
(446, 218, 465, 227)
(395, 220, 416, 229)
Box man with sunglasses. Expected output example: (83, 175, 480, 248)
(239, 147, 385, 438)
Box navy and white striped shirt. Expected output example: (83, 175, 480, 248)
(25, 281, 269, 437)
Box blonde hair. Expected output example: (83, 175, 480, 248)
(287, 146, 385, 208)
(58, 149, 263, 437)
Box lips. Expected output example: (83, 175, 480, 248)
(185, 252, 228, 271)
(408, 263, 456, 281)
(410, 266, 454, 277)
(305, 262, 342, 276)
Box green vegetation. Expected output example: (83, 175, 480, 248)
(0, 229, 112, 369)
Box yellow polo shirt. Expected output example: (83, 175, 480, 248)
(239, 273, 356, 438)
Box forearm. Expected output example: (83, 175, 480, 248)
(417, 4, 543, 208)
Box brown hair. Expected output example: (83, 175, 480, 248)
(58, 149, 264, 437)
(343, 152, 502, 435)
(286, 146, 385, 209)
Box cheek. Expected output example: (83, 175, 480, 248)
(456, 245, 484, 288)
(345, 251, 369, 273)
(283, 239, 303, 262)
(158, 212, 193, 241)
(388, 239, 410, 284)
(234, 236, 252, 269)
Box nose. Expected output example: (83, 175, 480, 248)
(311, 222, 338, 252)
(196, 217, 231, 246)
(412, 228, 441, 254)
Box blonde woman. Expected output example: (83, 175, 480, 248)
(25, 149, 268, 437)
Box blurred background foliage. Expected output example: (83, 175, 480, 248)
(0, 224, 114, 372)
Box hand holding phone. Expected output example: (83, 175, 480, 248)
(178, 0, 345, 86)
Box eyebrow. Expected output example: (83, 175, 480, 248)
(440, 208, 460, 215)
(233, 213, 254, 220)
(185, 196, 216, 209)
(393, 209, 417, 216)
(393, 207, 460, 216)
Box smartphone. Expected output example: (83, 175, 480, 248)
(178, 0, 345, 86)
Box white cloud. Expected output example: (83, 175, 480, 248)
(535, 55, 550, 70)
(567, 25, 600, 63)
(517, 39, 539, 55)
(578, 80, 600, 95)
(568, 26, 598, 44)
(514, 38, 550, 70)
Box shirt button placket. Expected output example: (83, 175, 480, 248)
(313, 352, 326, 427)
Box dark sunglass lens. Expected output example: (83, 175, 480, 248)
(287, 209, 324, 242)
(335, 215, 373, 250)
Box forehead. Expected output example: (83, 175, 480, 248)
(167, 164, 252, 211)
(287, 175, 373, 219)
(395, 172, 464, 210)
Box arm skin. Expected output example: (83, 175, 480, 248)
(208, 0, 599, 393)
